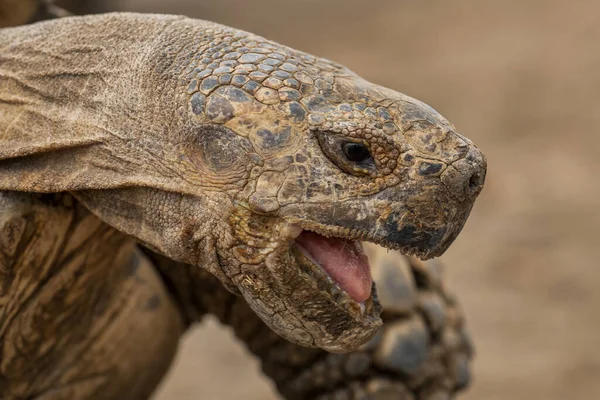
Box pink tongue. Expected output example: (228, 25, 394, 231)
(295, 231, 372, 302)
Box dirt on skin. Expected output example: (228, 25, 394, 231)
(88, 0, 600, 399)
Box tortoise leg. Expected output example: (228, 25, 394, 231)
(0, 192, 183, 400)
(147, 247, 473, 400)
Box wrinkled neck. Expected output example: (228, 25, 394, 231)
(0, 14, 185, 192)
(0, 14, 177, 134)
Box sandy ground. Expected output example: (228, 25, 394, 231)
(88, 0, 600, 398)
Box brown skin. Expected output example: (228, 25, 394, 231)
(0, 192, 183, 399)
(0, 5, 484, 399)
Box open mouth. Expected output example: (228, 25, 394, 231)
(286, 225, 376, 314)
(238, 222, 384, 352)
(279, 216, 448, 311)
(290, 229, 374, 304)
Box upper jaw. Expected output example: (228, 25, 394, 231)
(281, 217, 454, 260)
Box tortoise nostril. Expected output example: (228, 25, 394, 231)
(468, 172, 481, 190)
(440, 146, 486, 202)
(464, 170, 485, 199)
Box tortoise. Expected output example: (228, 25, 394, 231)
(0, 1, 486, 398)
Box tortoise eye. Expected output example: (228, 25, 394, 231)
(317, 132, 376, 176)
(342, 142, 371, 163)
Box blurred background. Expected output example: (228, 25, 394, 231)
(62, 0, 600, 398)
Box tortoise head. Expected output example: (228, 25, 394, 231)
(148, 22, 486, 352)
(0, 15, 485, 352)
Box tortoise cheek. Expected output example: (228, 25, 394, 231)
(185, 125, 252, 187)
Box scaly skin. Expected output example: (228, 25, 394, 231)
(0, 5, 485, 399)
